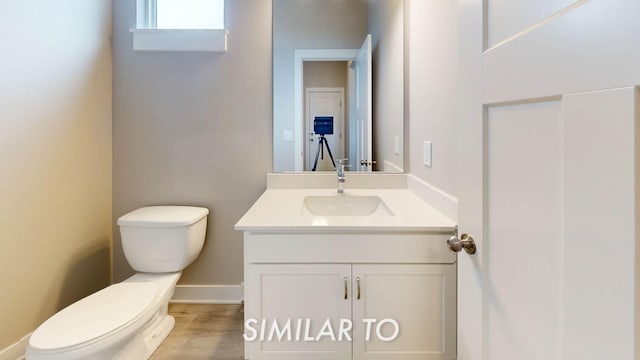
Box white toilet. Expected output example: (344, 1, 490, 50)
(26, 206, 209, 360)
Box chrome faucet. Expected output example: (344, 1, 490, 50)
(336, 159, 349, 194)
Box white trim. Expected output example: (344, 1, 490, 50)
(136, 0, 156, 29)
(131, 29, 228, 52)
(407, 174, 458, 222)
(0, 333, 30, 360)
(170, 284, 243, 304)
(382, 160, 404, 173)
(294, 49, 360, 171)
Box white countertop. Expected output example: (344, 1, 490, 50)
(235, 188, 456, 233)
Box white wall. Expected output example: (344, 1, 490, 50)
(368, 0, 404, 172)
(0, 0, 112, 350)
(407, 0, 458, 197)
(272, 0, 367, 172)
(112, 0, 272, 286)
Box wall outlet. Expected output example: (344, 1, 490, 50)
(423, 141, 432, 167)
(394, 135, 400, 155)
(283, 130, 294, 142)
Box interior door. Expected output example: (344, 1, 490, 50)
(306, 88, 344, 171)
(355, 34, 372, 171)
(457, 1, 640, 359)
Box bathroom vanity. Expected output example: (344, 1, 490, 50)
(236, 175, 457, 360)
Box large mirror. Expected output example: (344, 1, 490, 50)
(272, 0, 405, 173)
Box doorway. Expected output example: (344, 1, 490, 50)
(305, 87, 344, 171)
(293, 35, 372, 171)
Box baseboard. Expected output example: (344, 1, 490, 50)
(0, 333, 30, 360)
(171, 284, 243, 304)
(407, 174, 458, 222)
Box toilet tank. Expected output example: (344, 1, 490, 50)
(117, 206, 209, 273)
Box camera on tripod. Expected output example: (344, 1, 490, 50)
(312, 116, 336, 171)
(314, 116, 334, 136)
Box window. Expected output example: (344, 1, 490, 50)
(133, 0, 227, 52)
(157, 0, 224, 30)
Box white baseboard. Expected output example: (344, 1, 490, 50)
(171, 284, 243, 304)
(407, 174, 458, 222)
(0, 333, 30, 360)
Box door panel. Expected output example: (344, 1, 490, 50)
(244, 264, 352, 360)
(355, 34, 372, 171)
(486, 0, 580, 47)
(484, 0, 640, 104)
(458, 0, 640, 359)
(562, 88, 637, 360)
(306, 88, 344, 171)
(352, 264, 456, 360)
(486, 101, 564, 360)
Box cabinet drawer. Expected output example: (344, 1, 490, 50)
(245, 233, 456, 264)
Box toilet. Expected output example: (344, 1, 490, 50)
(26, 206, 209, 360)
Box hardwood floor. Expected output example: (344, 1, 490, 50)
(150, 304, 244, 360)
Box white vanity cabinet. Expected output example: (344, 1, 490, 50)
(243, 232, 457, 360)
(351, 264, 456, 360)
(244, 263, 353, 360)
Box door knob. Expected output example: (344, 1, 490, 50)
(447, 233, 476, 254)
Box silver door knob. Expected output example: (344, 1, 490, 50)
(447, 233, 476, 254)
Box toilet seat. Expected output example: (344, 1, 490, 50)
(28, 282, 159, 357)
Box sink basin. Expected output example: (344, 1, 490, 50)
(302, 195, 393, 216)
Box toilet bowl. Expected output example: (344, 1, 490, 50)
(26, 206, 209, 360)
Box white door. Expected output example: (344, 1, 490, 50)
(244, 264, 352, 360)
(306, 88, 344, 171)
(355, 34, 372, 171)
(457, 1, 640, 360)
(352, 264, 456, 360)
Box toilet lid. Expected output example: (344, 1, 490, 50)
(29, 282, 159, 351)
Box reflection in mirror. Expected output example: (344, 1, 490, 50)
(273, 0, 404, 173)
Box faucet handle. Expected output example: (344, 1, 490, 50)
(337, 158, 350, 166)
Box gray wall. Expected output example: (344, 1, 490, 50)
(407, 0, 458, 196)
(273, 0, 368, 172)
(304, 62, 349, 90)
(368, 0, 405, 172)
(0, 0, 112, 349)
(112, 0, 272, 284)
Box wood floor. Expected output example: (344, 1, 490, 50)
(150, 304, 244, 360)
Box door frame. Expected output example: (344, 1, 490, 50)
(305, 87, 345, 171)
(294, 49, 359, 171)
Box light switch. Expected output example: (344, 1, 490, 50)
(423, 141, 432, 167)
(283, 130, 294, 142)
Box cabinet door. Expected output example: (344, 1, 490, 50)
(244, 264, 352, 360)
(352, 264, 456, 360)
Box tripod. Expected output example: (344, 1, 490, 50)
(312, 134, 336, 171)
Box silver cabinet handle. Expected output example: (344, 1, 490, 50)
(447, 233, 477, 254)
(344, 277, 348, 300)
(356, 277, 361, 300)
